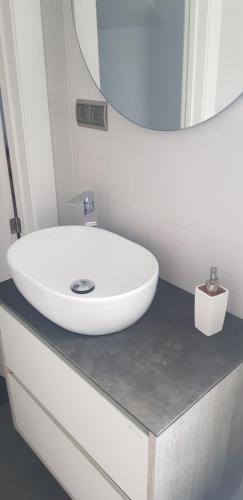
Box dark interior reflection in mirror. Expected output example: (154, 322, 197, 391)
(73, 0, 243, 131)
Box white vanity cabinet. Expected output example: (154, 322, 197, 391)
(8, 374, 126, 500)
(1, 303, 243, 500)
(0, 305, 148, 500)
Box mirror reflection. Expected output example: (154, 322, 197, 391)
(73, 0, 243, 130)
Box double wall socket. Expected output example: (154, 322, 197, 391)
(76, 100, 108, 131)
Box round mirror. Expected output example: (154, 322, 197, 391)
(72, 1, 243, 130)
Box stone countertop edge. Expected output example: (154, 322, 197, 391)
(0, 278, 243, 438)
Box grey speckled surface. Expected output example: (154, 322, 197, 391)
(0, 279, 243, 436)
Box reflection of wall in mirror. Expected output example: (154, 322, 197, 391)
(96, 0, 186, 130)
(216, 0, 243, 112)
(183, 0, 243, 128)
(73, 0, 243, 130)
(98, 26, 150, 127)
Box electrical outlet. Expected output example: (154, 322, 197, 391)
(76, 102, 90, 125)
(90, 104, 105, 128)
(76, 100, 108, 130)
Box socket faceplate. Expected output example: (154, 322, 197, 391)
(76, 100, 108, 130)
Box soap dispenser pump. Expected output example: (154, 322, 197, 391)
(194, 266, 229, 336)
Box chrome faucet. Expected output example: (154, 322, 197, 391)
(66, 191, 97, 227)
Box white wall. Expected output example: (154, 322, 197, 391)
(72, 0, 100, 87)
(42, 0, 243, 318)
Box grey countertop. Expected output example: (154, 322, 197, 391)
(0, 278, 243, 436)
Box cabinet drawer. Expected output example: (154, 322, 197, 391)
(7, 374, 126, 500)
(0, 306, 148, 500)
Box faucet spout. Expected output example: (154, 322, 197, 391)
(65, 191, 97, 227)
(83, 194, 95, 215)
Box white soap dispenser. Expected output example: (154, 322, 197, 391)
(194, 266, 229, 336)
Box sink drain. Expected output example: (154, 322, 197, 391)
(71, 279, 95, 294)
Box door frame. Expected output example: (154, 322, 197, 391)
(0, 0, 58, 235)
(0, 98, 17, 277)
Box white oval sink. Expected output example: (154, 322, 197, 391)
(7, 226, 159, 335)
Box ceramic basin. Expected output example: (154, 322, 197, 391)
(7, 226, 159, 335)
